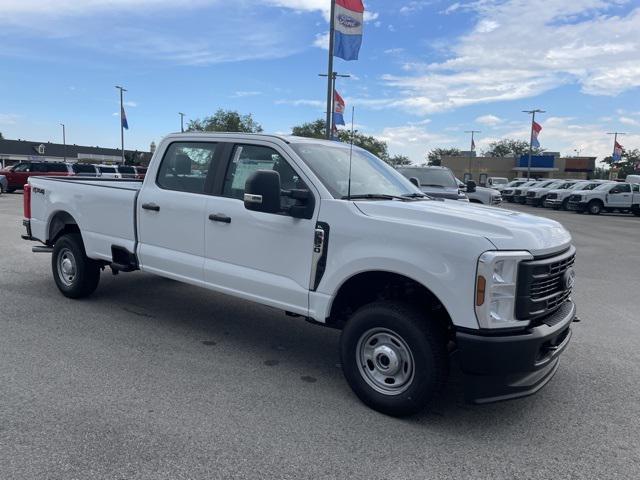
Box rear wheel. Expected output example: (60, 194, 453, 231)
(340, 301, 447, 417)
(52, 233, 100, 298)
(588, 200, 603, 215)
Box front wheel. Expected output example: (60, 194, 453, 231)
(52, 233, 101, 298)
(340, 301, 447, 416)
(588, 200, 602, 215)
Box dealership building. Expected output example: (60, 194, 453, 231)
(0, 138, 151, 169)
(442, 153, 597, 182)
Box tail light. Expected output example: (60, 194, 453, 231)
(23, 184, 32, 219)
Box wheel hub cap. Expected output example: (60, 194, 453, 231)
(57, 248, 77, 286)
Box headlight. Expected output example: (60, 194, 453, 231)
(475, 251, 533, 329)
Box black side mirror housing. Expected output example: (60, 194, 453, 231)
(466, 180, 477, 193)
(409, 177, 420, 188)
(244, 170, 282, 214)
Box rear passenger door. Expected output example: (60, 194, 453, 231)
(203, 142, 318, 315)
(607, 183, 632, 208)
(137, 141, 222, 285)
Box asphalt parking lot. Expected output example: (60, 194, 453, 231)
(1, 192, 639, 479)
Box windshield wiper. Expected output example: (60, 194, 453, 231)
(420, 184, 446, 188)
(402, 192, 431, 199)
(343, 193, 412, 201)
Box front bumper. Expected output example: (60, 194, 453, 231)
(22, 219, 33, 241)
(544, 199, 562, 208)
(525, 196, 541, 206)
(455, 300, 576, 404)
(514, 195, 527, 203)
(567, 201, 588, 212)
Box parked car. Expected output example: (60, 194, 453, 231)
(567, 181, 640, 215)
(543, 181, 608, 210)
(117, 165, 138, 179)
(0, 174, 7, 193)
(485, 177, 509, 190)
(1, 161, 72, 192)
(95, 165, 122, 179)
(23, 132, 578, 416)
(512, 181, 544, 204)
(525, 180, 568, 206)
(70, 163, 100, 177)
(396, 166, 469, 201)
(500, 180, 529, 202)
(134, 166, 148, 180)
(456, 178, 502, 205)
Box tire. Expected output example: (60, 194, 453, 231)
(6, 187, 16, 193)
(588, 200, 602, 215)
(52, 233, 100, 298)
(561, 198, 570, 210)
(340, 301, 447, 417)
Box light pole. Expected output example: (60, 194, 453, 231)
(60, 123, 66, 162)
(464, 130, 480, 179)
(179, 112, 186, 133)
(523, 109, 545, 180)
(573, 148, 581, 157)
(115, 85, 127, 164)
(319, 72, 350, 138)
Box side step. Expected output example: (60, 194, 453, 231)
(32, 246, 54, 253)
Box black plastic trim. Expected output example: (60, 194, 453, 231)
(312, 222, 330, 291)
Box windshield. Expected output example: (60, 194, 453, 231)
(570, 182, 588, 190)
(557, 182, 575, 189)
(506, 181, 525, 187)
(595, 182, 613, 190)
(290, 143, 421, 199)
(544, 181, 563, 189)
(491, 178, 508, 184)
(396, 167, 458, 188)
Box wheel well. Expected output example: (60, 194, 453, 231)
(327, 271, 454, 335)
(48, 211, 80, 245)
(589, 198, 603, 205)
(469, 199, 482, 204)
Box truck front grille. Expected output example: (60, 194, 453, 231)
(514, 189, 522, 196)
(516, 246, 576, 320)
(527, 191, 536, 197)
(569, 194, 582, 202)
(546, 193, 558, 200)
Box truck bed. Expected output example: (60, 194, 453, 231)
(28, 177, 142, 263)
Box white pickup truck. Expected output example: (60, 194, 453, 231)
(567, 181, 640, 215)
(22, 133, 578, 416)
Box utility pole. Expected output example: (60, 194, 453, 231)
(324, 0, 336, 139)
(523, 109, 545, 180)
(179, 112, 186, 133)
(115, 85, 127, 164)
(319, 71, 350, 138)
(60, 123, 66, 162)
(464, 130, 480, 179)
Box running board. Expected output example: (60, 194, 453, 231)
(32, 246, 54, 253)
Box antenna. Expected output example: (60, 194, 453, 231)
(347, 106, 355, 200)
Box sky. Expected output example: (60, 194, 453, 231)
(0, 0, 639, 163)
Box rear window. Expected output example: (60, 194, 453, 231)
(72, 164, 96, 174)
(118, 166, 135, 174)
(46, 163, 69, 173)
(99, 166, 116, 173)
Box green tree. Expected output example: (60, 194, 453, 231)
(602, 148, 640, 179)
(483, 139, 542, 158)
(291, 119, 390, 161)
(386, 154, 411, 167)
(187, 109, 263, 133)
(426, 148, 461, 166)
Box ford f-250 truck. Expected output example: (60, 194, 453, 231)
(22, 133, 578, 416)
(567, 181, 640, 215)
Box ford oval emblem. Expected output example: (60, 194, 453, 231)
(563, 269, 576, 290)
(338, 14, 361, 29)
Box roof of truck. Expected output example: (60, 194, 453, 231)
(163, 132, 357, 147)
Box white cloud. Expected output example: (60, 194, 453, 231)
(0, 113, 20, 125)
(275, 99, 324, 108)
(232, 91, 262, 98)
(476, 114, 503, 126)
(619, 116, 640, 127)
(375, 124, 455, 163)
(313, 32, 330, 50)
(381, 1, 640, 114)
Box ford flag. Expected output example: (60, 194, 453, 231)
(334, 0, 364, 61)
(333, 90, 346, 126)
(121, 106, 129, 130)
(531, 121, 542, 148)
(612, 141, 623, 162)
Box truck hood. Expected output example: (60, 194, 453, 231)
(355, 199, 571, 256)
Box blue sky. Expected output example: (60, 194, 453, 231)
(1, 0, 639, 162)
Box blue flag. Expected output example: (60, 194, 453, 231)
(121, 106, 129, 130)
(334, 0, 364, 61)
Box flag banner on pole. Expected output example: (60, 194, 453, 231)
(471, 138, 476, 151)
(334, 0, 364, 61)
(333, 90, 346, 126)
(612, 141, 623, 162)
(121, 106, 129, 130)
(531, 121, 542, 148)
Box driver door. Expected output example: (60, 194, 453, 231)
(608, 184, 632, 208)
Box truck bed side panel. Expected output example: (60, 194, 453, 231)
(29, 178, 140, 262)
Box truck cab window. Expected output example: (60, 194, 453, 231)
(157, 142, 218, 194)
(222, 145, 304, 209)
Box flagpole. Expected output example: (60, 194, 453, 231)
(464, 130, 480, 179)
(523, 109, 544, 180)
(116, 85, 127, 164)
(325, 0, 336, 139)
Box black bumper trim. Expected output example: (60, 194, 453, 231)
(455, 300, 575, 404)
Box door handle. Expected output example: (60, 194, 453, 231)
(209, 213, 231, 224)
(141, 203, 160, 212)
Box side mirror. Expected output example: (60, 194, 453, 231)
(466, 180, 477, 193)
(244, 170, 282, 214)
(409, 177, 420, 188)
